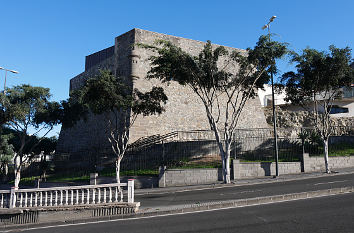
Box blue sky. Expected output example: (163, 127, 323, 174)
(0, 0, 353, 136)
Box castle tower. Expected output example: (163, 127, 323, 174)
(56, 29, 269, 158)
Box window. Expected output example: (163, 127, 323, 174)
(328, 105, 349, 114)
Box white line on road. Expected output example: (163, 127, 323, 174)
(313, 180, 349, 186)
(219, 189, 263, 195)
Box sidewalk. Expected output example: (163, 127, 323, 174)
(134, 166, 354, 195)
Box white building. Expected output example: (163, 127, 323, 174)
(258, 84, 354, 118)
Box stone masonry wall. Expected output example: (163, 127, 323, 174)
(128, 28, 268, 142)
(57, 28, 269, 156)
(57, 55, 115, 154)
(263, 106, 354, 128)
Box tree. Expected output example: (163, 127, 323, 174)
(0, 133, 14, 177)
(77, 70, 167, 183)
(281, 46, 354, 173)
(140, 36, 287, 183)
(0, 85, 61, 188)
(34, 136, 58, 181)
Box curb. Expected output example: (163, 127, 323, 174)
(2, 186, 353, 232)
(137, 186, 354, 215)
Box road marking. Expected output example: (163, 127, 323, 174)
(257, 216, 268, 223)
(220, 189, 263, 195)
(2, 191, 353, 233)
(313, 180, 349, 186)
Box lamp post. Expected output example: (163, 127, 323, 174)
(0, 67, 19, 94)
(262, 16, 279, 177)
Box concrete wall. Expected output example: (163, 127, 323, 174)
(233, 160, 302, 179)
(303, 153, 354, 172)
(158, 166, 222, 187)
(233, 154, 354, 179)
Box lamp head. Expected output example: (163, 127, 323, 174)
(9, 70, 19, 74)
(262, 25, 268, 30)
(269, 15, 277, 22)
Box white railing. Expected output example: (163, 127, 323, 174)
(0, 180, 135, 209)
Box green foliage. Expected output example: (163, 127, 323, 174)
(66, 70, 167, 182)
(47, 174, 90, 183)
(133, 87, 167, 116)
(140, 36, 288, 183)
(309, 142, 354, 157)
(1, 85, 61, 136)
(99, 167, 159, 177)
(298, 130, 323, 146)
(281, 46, 354, 105)
(142, 36, 288, 98)
(0, 133, 14, 170)
(81, 70, 168, 117)
(329, 143, 354, 156)
(0, 84, 61, 186)
(2, 126, 57, 155)
(9, 173, 90, 185)
(59, 90, 88, 129)
(82, 70, 133, 114)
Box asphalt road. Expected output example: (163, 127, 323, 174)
(13, 191, 354, 233)
(136, 173, 354, 209)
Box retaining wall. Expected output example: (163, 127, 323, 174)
(233, 154, 354, 179)
(158, 166, 222, 187)
(233, 160, 302, 179)
(157, 154, 354, 186)
(303, 153, 354, 172)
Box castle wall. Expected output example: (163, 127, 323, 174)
(57, 28, 269, 156)
(128, 28, 269, 141)
(57, 52, 115, 155)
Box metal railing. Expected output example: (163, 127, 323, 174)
(53, 127, 354, 175)
(0, 180, 135, 209)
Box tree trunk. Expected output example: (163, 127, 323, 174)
(4, 163, 8, 176)
(224, 141, 231, 184)
(14, 155, 21, 189)
(323, 138, 330, 174)
(220, 149, 226, 183)
(116, 158, 121, 184)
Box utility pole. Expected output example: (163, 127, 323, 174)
(262, 16, 279, 177)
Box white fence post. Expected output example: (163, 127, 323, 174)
(128, 179, 134, 203)
(9, 187, 16, 208)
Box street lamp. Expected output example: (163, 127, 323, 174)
(262, 15, 279, 177)
(0, 67, 19, 94)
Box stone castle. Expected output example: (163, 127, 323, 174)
(56, 28, 269, 156)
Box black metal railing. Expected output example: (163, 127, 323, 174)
(52, 126, 354, 176)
